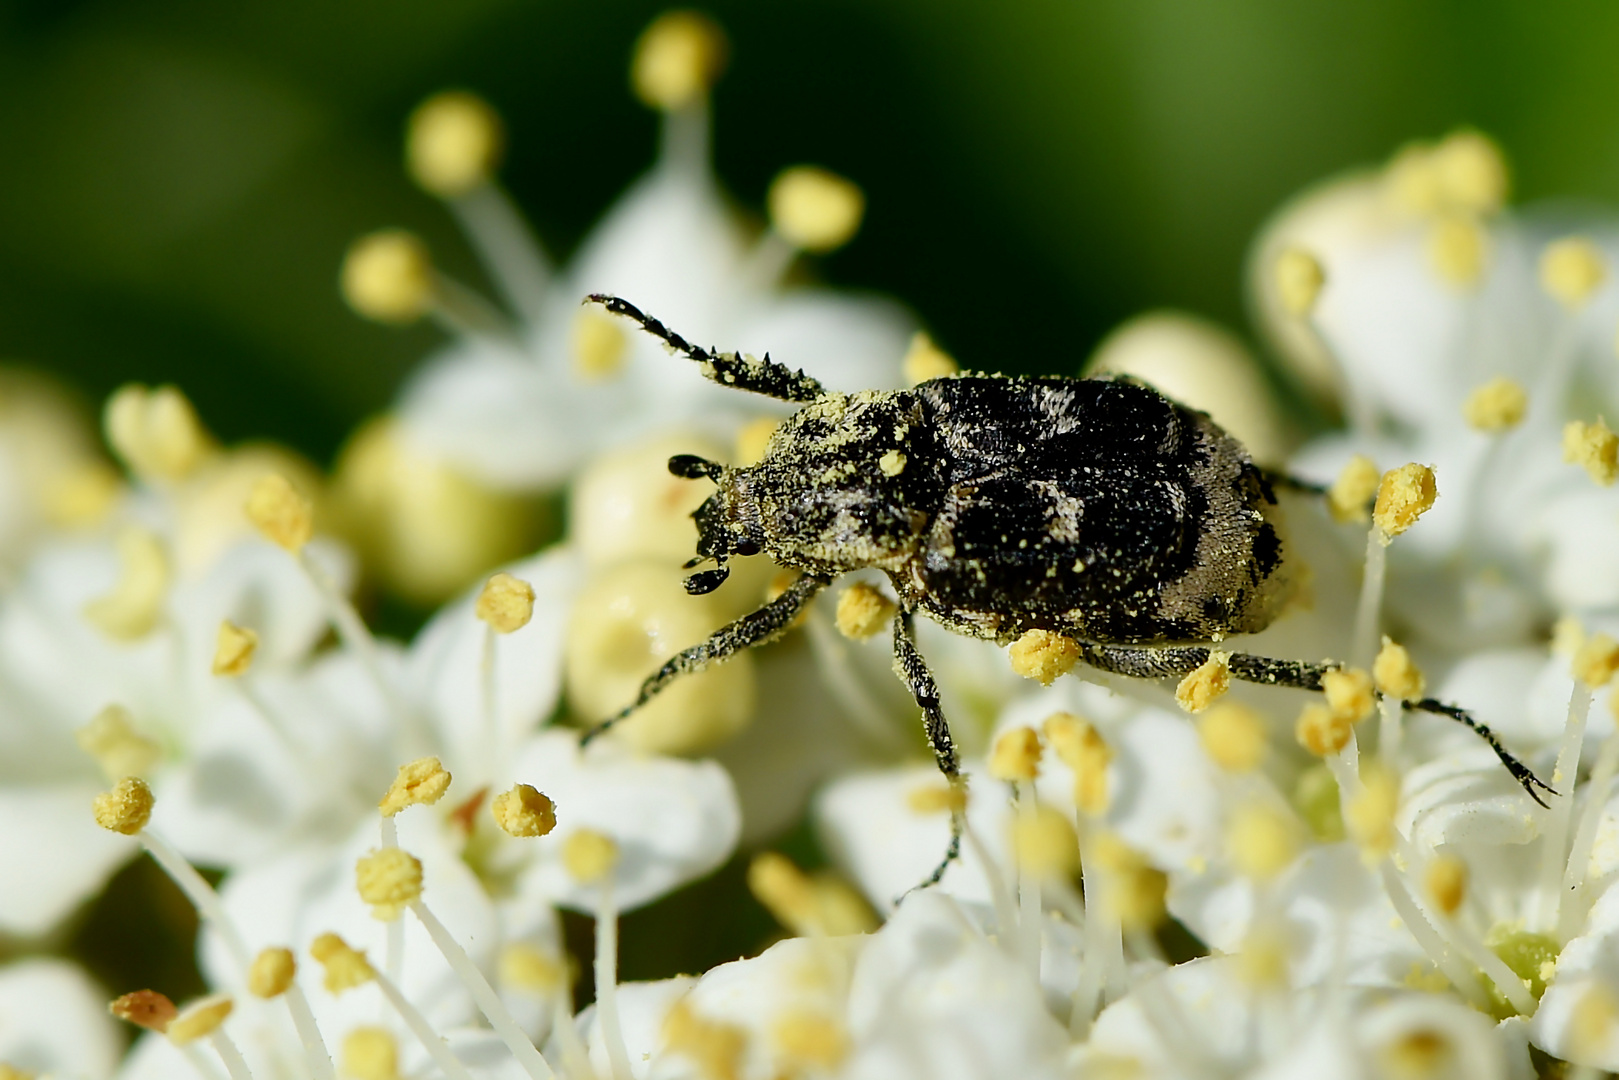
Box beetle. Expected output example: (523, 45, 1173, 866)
(581, 293, 1552, 880)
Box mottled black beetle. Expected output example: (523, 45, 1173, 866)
(582, 293, 1551, 879)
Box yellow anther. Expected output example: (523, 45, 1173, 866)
(75, 705, 159, 781)
(1564, 418, 1619, 486)
(246, 473, 314, 552)
(341, 230, 433, 324)
(1373, 463, 1438, 539)
(310, 933, 375, 993)
(1008, 628, 1080, 686)
(1346, 763, 1400, 863)
(379, 757, 452, 817)
(1462, 375, 1527, 432)
(662, 1000, 745, 1080)
(772, 1011, 848, 1069)
(735, 417, 779, 466)
(1553, 616, 1587, 658)
(212, 621, 258, 677)
(746, 851, 878, 937)
(572, 308, 629, 382)
(901, 332, 959, 386)
(475, 572, 535, 633)
(1323, 667, 1376, 724)
(47, 461, 122, 529)
(1427, 214, 1489, 287)
(165, 996, 233, 1046)
(1373, 637, 1425, 701)
(499, 944, 567, 992)
(768, 166, 865, 253)
(109, 989, 177, 1032)
(1432, 129, 1510, 214)
(1328, 453, 1379, 524)
(1175, 651, 1230, 713)
(906, 782, 967, 816)
(0, 1065, 33, 1080)
(491, 784, 557, 838)
(82, 526, 170, 641)
(1274, 247, 1326, 316)
(1295, 704, 1353, 758)
(563, 829, 618, 884)
(247, 947, 296, 999)
(355, 847, 423, 921)
(1012, 804, 1079, 879)
(1235, 925, 1293, 989)
(406, 90, 503, 198)
(1541, 236, 1607, 309)
(1570, 982, 1619, 1062)
(834, 582, 896, 641)
(983, 727, 1039, 784)
(104, 383, 211, 483)
(1425, 854, 1468, 916)
(631, 10, 727, 110)
(1196, 703, 1268, 773)
(93, 776, 153, 835)
(1043, 712, 1112, 816)
(1293, 764, 1345, 842)
(1574, 634, 1619, 689)
(1387, 141, 1444, 214)
(342, 1026, 400, 1080)
(1091, 833, 1167, 932)
(1226, 802, 1299, 881)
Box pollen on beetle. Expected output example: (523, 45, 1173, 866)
(901, 331, 959, 385)
(247, 947, 297, 999)
(1540, 236, 1607, 309)
(379, 757, 452, 816)
(1196, 702, 1268, 772)
(1043, 712, 1111, 816)
(475, 572, 535, 633)
(93, 776, 154, 835)
(104, 383, 211, 482)
(772, 1011, 849, 1070)
(1011, 804, 1079, 880)
(735, 417, 780, 466)
(1462, 375, 1528, 432)
(1346, 763, 1400, 863)
(310, 933, 375, 993)
(906, 782, 967, 816)
(1374, 637, 1425, 700)
(246, 473, 314, 552)
(406, 90, 503, 199)
(768, 166, 865, 254)
(1175, 651, 1231, 713)
(631, 10, 727, 111)
(82, 526, 170, 641)
(833, 582, 896, 641)
(1574, 633, 1619, 689)
(1323, 667, 1375, 723)
(356, 847, 423, 920)
(109, 989, 177, 1032)
(342, 1026, 400, 1080)
(75, 705, 159, 781)
(563, 829, 619, 884)
(1328, 453, 1379, 524)
(1427, 214, 1489, 287)
(1295, 703, 1353, 758)
(165, 996, 233, 1046)
(212, 621, 259, 677)
(491, 783, 556, 837)
(1274, 247, 1326, 316)
(878, 449, 906, 476)
(1425, 854, 1468, 916)
(662, 1001, 746, 1080)
(1373, 463, 1438, 539)
(571, 308, 629, 382)
(988, 726, 1043, 783)
(1563, 418, 1619, 486)
(1225, 802, 1299, 881)
(342, 229, 434, 325)
(1008, 628, 1081, 686)
(499, 943, 568, 992)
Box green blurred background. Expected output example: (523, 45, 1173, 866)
(6, 0, 1619, 467)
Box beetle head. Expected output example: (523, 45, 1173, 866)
(669, 454, 763, 595)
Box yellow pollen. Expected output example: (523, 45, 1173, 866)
(631, 10, 727, 111)
(475, 572, 535, 633)
(1012, 804, 1080, 879)
(342, 1026, 400, 1080)
(833, 582, 896, 641)
(406, 90, 503, 199)
(1540, 236, 1608, 309)
(906, 782, 967, 816)
(46, 461, 122, 529)
(75, 705, 159, 781)
(310, 933, 375, 993)
(1563, 418, 1619, 486)
(248, 947, 296, 998)
(747, 851, 817, 933)
(662, 1000, 745, 1080)
(571, 308, 629, 382)
(1274, 247, 1325, 316)
(499, 943, 567, 992)
(1043, 711, 1112, 816)
(1574, 633, 1619, 688)
(1373, 637, 1425, 701)
(1431, 129, 1510, 213)
(988, 726, 1043, 782)
(1462, 375, 1528, 432)
(1387, 141, 1444, 214)
(1571, 981, 1619, 1061)
(1295, 703, 1353, 758)
(902, 332, 959, 385)
(355, 846, 423, 920)
(563, 829, 618, 884)
(491, 783, 557, 838)
(1196, 703, 1268, 772)
(1424, 854, 1467, 916)
(773, 1011, 848, 1069)
(1553, 615, 1587, 657)
(166, 996, 233, 1046)
(93, 776, 154, 835)
(341, 230, 434, 325)
(104, 383, 211, 483)
(1226, 802, 1299, 881)
(878, 448, 906, 476)
(1427, 214, 1489, 287)
(82, 526, 170, 641)
(1373, 463, 1438, 539)
(768, 166, 865, 254)
(1174, 652, 1230, 713)
(212, 621, 259, 677)
(1236, 925, 1292, 990)
(1008, 628, 1081, 686)
(109, 989, 177, 1032)
(1346, 763, 1400, 863)
(735, 417, 779, 466)
(246, 473, 314, 552)
(379, 757, 451, 817)
(1380, 1028, 1454, 1080)
(1328, 453, 1379, 524)
(1324, 667, 1375, 723)
(1092, 833, 1167, 932)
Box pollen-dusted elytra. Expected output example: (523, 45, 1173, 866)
(580, 294, 1553, 882)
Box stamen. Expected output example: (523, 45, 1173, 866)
(1430, 129, 1510, 214)
(1295, 704, 1354, 759)
(341, 230, 435, 325)
(1008, 629, 1081, 686)
(212, 621, 258, 677)
(631, 11, 727, 111)
(356, 847, 423, 921)
(475, 572, 535, 634)
(491, 784, 557, 838)
(1427, 214, 1489, 288)
(1196, 702, 1268, 772)
(1011, 804, 1079, 881)
(768, 166, 865, 255)
(1174, 651, 1230, 712)
(379, 758, 452, 818)
(248, 947, 297, 999)
(1562, 719, 1619, 941)
(406, 91, 503, 200)
(165, 997, 233, 1045)
(1462, 376, 1528, 432)
(75, 705, 159, 781)
(1564, 418, 1619, 486)
(92, 776, 154, 835)
(663, 1001, 746, 1080)
(1328, 453, 1379, 524)
(1344, 762, 1398, 864)
(1373, 463, 1438, 538)
(103, 383, 212, 483)
(1377, 864, 1489, 1009)
(110, 989, 177, 1032)
(565, 831, 633, 1080)
(746, 852, 876, 937)
(902, 332, 960, 385)
(82, 526, 170, 641)
(988, 727, 1043, 783)
(1423, 855, 1467, 916)
(1373, 638, 1425, 701)
(313, 933, 477, 1080)
(341, 1027, 399, 1080)
(1324, 668, 1375, 724)
(310, 933, 375, 994)
(1225, 802, 1300, 881)
(833, 582, 896, 640)
(1540, 237, 1608, 310)
(1044, 712, 1112, 817)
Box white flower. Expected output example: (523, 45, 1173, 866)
(0, 958, 123, 1080)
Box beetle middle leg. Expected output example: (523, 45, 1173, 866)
(891, 608, 966, 890)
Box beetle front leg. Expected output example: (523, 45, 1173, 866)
(891, 609, 965, 891)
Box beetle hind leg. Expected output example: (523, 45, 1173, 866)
(891, 609, 966, 894)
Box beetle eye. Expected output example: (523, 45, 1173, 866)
(733, 538, 760, 557)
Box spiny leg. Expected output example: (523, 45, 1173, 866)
(891, 609, 964, 891)
(1074, 641, 1553, 806)
(584, 293, 826, 403)
(583, 573, 830, 745)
